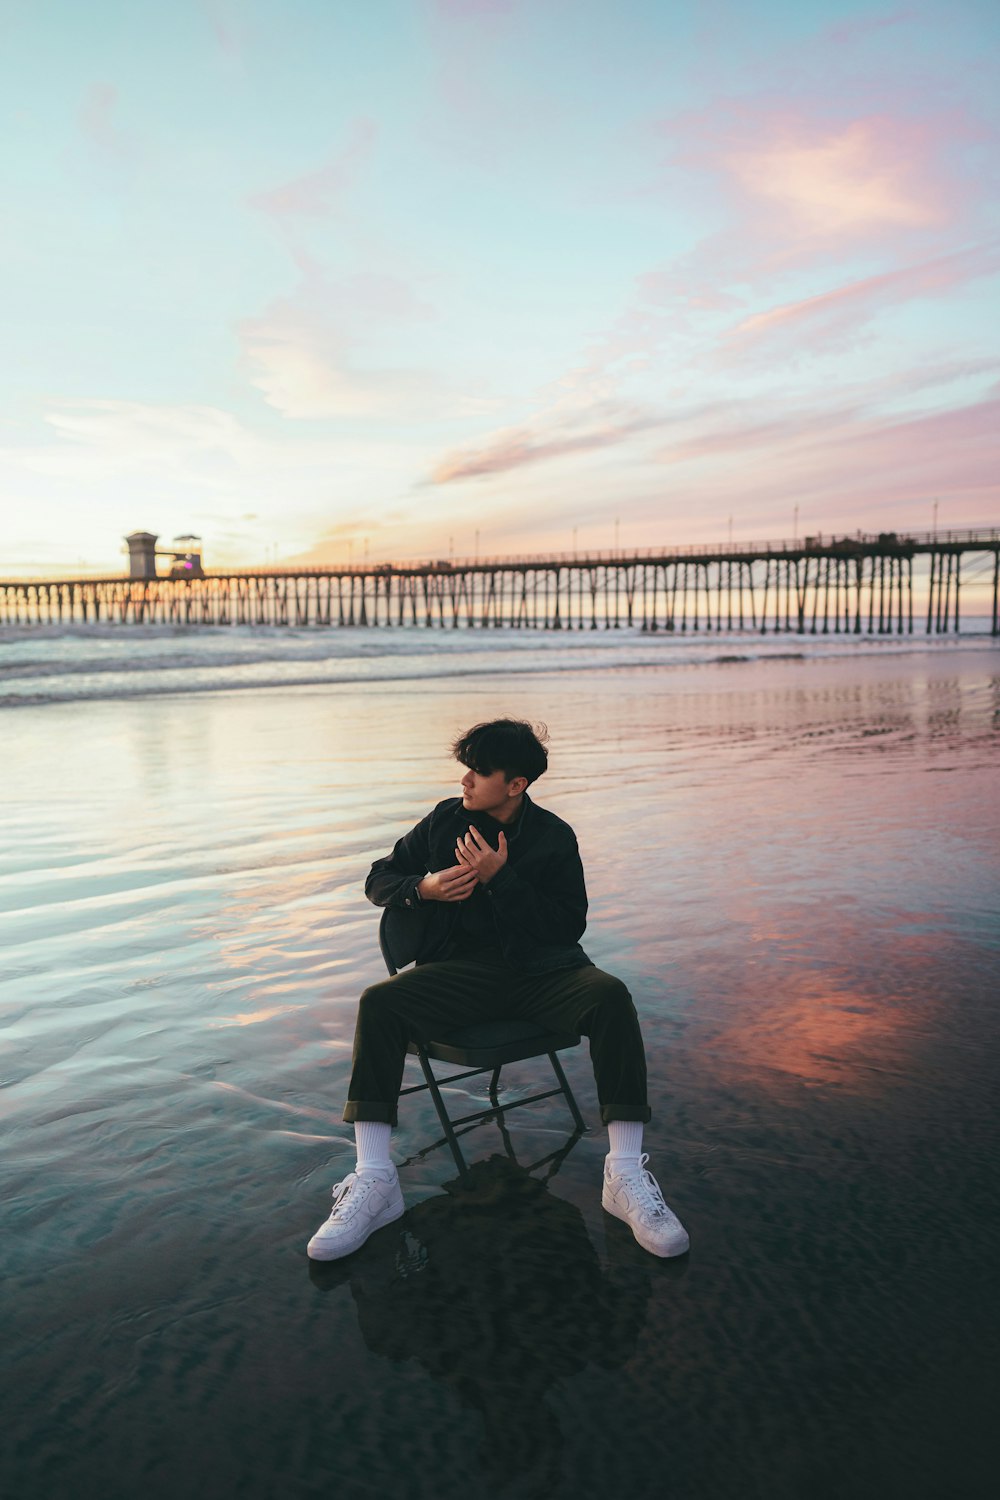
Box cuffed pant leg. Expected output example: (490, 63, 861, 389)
(515, 966, 651, 1125)
(343, 977, 410, 1124)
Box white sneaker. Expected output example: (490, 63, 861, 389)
(306, 1168, 404, 1261)
(602, 1153, 690, 1258)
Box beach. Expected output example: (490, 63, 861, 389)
(2, 630, 998, 1500)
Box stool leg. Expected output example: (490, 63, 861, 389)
(416, 1045, 468, 1177)
(488, 1065, 518, 1159)
(548, 1051, 586, 1132)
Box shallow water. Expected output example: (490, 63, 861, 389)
(2, 641, 999, 1499)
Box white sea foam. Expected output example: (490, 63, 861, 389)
(0, 621, 992, 707)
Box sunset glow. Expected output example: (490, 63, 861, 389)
(1, 0, 997, 577)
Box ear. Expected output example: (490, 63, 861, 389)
(508, 776, 528, 797)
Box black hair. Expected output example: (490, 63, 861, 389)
(451, 718, 549, 785)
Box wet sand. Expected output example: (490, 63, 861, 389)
(2, 646, 999, 1499)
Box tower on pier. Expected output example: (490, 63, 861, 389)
(125, 532, 159, 580)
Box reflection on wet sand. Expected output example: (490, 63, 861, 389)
(309, 1155, 668, 1492)
(707, 967, 901, 1092)
(2, 648, 997, 1500)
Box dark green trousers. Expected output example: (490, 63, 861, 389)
(344, 952, 651, 1126)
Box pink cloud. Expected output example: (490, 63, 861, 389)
(724, 116, 941, 237)
(249, 119, 378, 219)
(638, 271, 742, 313)
(665, 105, 961, 250)
(569, 94, 995, 393)
(426, 362, 1000, 541)
(653, 396, 1000, 524)
(652, 95, 993, 300)
(430, 404, 659, 484)
(656, 359, 998, 467)
(825, 7, 918, 48)
(728, 241, 1000, 351)
(239, 255, 438, 419)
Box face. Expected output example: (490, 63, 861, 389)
(460, 766, 526, 821)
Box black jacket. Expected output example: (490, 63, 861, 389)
(364, 794, 592, 973)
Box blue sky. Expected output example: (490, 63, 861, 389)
(2, 0, 998, 576)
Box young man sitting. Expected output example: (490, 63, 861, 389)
(308, 718, 689, 1261)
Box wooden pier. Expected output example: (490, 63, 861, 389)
(3, 529, 998, 634)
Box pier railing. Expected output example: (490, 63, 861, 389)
(328, 527, 1000, 574)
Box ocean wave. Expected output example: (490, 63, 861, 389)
(0, 623, 992, 707)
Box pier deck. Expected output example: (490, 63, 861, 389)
(3, 529, 998, 634)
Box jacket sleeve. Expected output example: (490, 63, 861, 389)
(364, 809, 435, 910)
(483, 831, 588, 947)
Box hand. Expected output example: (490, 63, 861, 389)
(455, 826, 508, 885)
(417, 863, 479, 903)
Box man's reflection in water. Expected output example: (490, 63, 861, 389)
(310, 1151, 678, 1491)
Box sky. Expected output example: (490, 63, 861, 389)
(1, 0, 999, 577)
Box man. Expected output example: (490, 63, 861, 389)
(307, 718, 689, 1261)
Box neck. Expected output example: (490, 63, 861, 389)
(491, 794, 524, 826)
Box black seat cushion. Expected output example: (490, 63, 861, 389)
(408, 1018, 581, 1068)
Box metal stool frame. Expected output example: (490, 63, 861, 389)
(379, 907, 586, 1177)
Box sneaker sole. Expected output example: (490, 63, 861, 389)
(602, 1193, 690, 1258)
(306, 1196, 405, 1262)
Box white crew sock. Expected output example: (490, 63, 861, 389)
(606, 1120, 644, 1174)
(354, 1121, 394, 1176)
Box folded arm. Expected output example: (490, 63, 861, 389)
(365, 808, 476, 908)
(364, 812, 432, 909)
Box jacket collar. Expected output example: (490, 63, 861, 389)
(461, 791, 531, 843)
